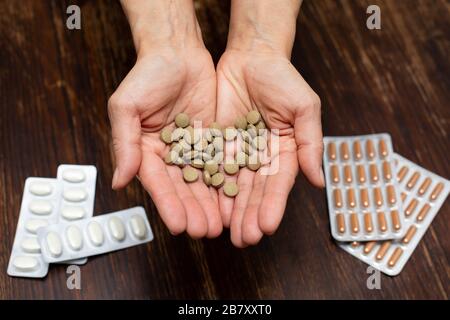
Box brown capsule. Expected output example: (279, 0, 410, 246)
(406, 172, 420, 190)
(401, 192, 407, 202)
(382, 161, 392, 181)
(350, 241, 359, 248)
(390, 210, 401, 231)
(357, 165, 366, 184)
(327, 142, 337, 161)
(333, 189, 343, 208)
(388, 248, 403, 268)
(363, 241, 376, 255)
(373, 187, 383, 207)
(347, 189, 356, 208)
(343, 165, 353, 184)
(386, 185, 396, 205)
(378, 139, 388, 159)
(397, 166, 409, 182)
(366, 140, 375, 160)
(402, 226, 417, 244)
(418, 177, 431, 196)
(360, 188, 369, 208)
(330, 165, 339, 184)
(429, 182, 444, 201)
(375, 241, 391, 261)
(336, 214, 345, 234)
(416, 203, 431, 222)
(364, 213, 373, 233)
(377, 212, 387, 232)
(353, 141, 362, 160)
(369, 164, 379, 183)
(340, 142, 350, 161)
(350, 213, 359, 234)
(405, 198, 418, 217)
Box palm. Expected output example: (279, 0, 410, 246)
(216, 50, 322, 247)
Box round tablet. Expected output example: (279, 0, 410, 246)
(224, 127, 237, 141)
(247, 124, 257, 138)
(224, 162, 239, 175)
(160, 127, 172, 144)
(203, 170, 211, 186)
(213, 137, 224, 151)
(194, 138, 208, 151)
(192, 158, 204, 169)
(223, 182, 239, 197)
(247, 158, 261, 171)
(164, 151, 178, 164)
(213, 152, 224, 163)
(211, 173, 225, 188)
(246, 110, 261, 125)
(234, 117, 248, 130)
(175, 113, 190, 128)
(171, 128, 185, 141)
(182, 166, 198, 182)
(209, 122, 222, 137)
(253, 136, 267, 151)
(255, 120, 266, 133)
(235, 152, 248, 167)
(204, 160, 219, 175)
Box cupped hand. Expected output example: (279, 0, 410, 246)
(108, 46, 222, 239)
(216, 49, 324, 247)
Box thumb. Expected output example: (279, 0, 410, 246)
(294, 92, 325, 188)
(108, 95, 142, 189)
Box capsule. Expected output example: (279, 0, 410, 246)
(402, 226, 417, 244)
(377, 212, 387, 232)
(333, 189, 343, 208)
(343, 165, 353, 184)
(350, 213, 359, 234)
(390, 210, 401, 231)
(417, 177, 431, 196)
(330, 165, 339, 184)
(406, 172, 420, 190)
(366, 140, 375, 160)
(382, 161, 392, 181)
(405, 198, 418, 217)
(375, 241, 391, 261)
(347, 188, 356, 208)
(363, 241, 376, 255)
(360, 188, 369, 208)
(388, 248, 403, 268)
(386, 185, 396, 205)
(353, 141, 362, 160)
(364, 213, 373, 233)
(350, 241, 359, 248)
(373, 187, 383, 207)
(416, 203, 430, 222)
(369, 164, 379, 183)
(336, 214, 345, 234)
(357, 165, 366, 184)
(378, 139, 388, 159)
(429, 182, 444, 201)
(340, 142, 350, 161)
(327, 142, 337, 161)
(397, 166, 409, 182)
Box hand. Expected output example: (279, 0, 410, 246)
(216, 49, 324, 247)
(108, 46, 222, 239)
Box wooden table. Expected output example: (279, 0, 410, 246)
(0, 0, 448, 299)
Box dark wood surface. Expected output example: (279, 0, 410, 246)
(0, 0, 448, 299)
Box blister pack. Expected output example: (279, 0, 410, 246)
(37, 206, 153, 263)
(56, 164, 97, 265)
(323, 133, 405, 241)
(339, 153, 449, 276)
(7, 178, 61, 278)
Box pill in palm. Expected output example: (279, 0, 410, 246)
(223, 181, 239, 197)
(175, 113, 190, 128)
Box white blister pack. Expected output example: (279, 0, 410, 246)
(57, 164, 97, 265)
(37, 206, 153, 263)
(339, 153, 449, 276)
(7, 178, 61, 278)
(323, 133, 405, 241)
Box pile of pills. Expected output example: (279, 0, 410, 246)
(160, 111, 269, 197)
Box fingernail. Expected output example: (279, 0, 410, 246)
(112, 168, 119, 189)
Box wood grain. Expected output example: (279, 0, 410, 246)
(0, 0, 448, 299)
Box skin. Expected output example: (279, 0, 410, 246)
(110, 0, 324, 246)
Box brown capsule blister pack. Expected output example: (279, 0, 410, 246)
(323, 134, 405, 241)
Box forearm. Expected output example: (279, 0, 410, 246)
(120, 0, 203, 55)
(227, 0, 303, 58)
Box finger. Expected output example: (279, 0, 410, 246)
(167, 166, 208, 239)
(258, 152, 298, 235)
(139, 153, 187, 235)
(294, 96, 325, 188)
(229, 168, 254, 248)
(108, 95, 142, 189)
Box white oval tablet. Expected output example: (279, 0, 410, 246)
(25, 219, 49, 234)
(130, 215, 147, 239)
(61, 206, 86, 220)
(88, 221, 104, 246)
(63, 188, 87, 202)
(29, 182, 53, 196)
(62, 169, 86, 183)
(28, 200, 53, 215)
(108, 216, 125, 241)
(66, 226, 83, 251)
(13, 256, 39, 272)
(46, 232, 62, 257)
(21, 237, 41, 253)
